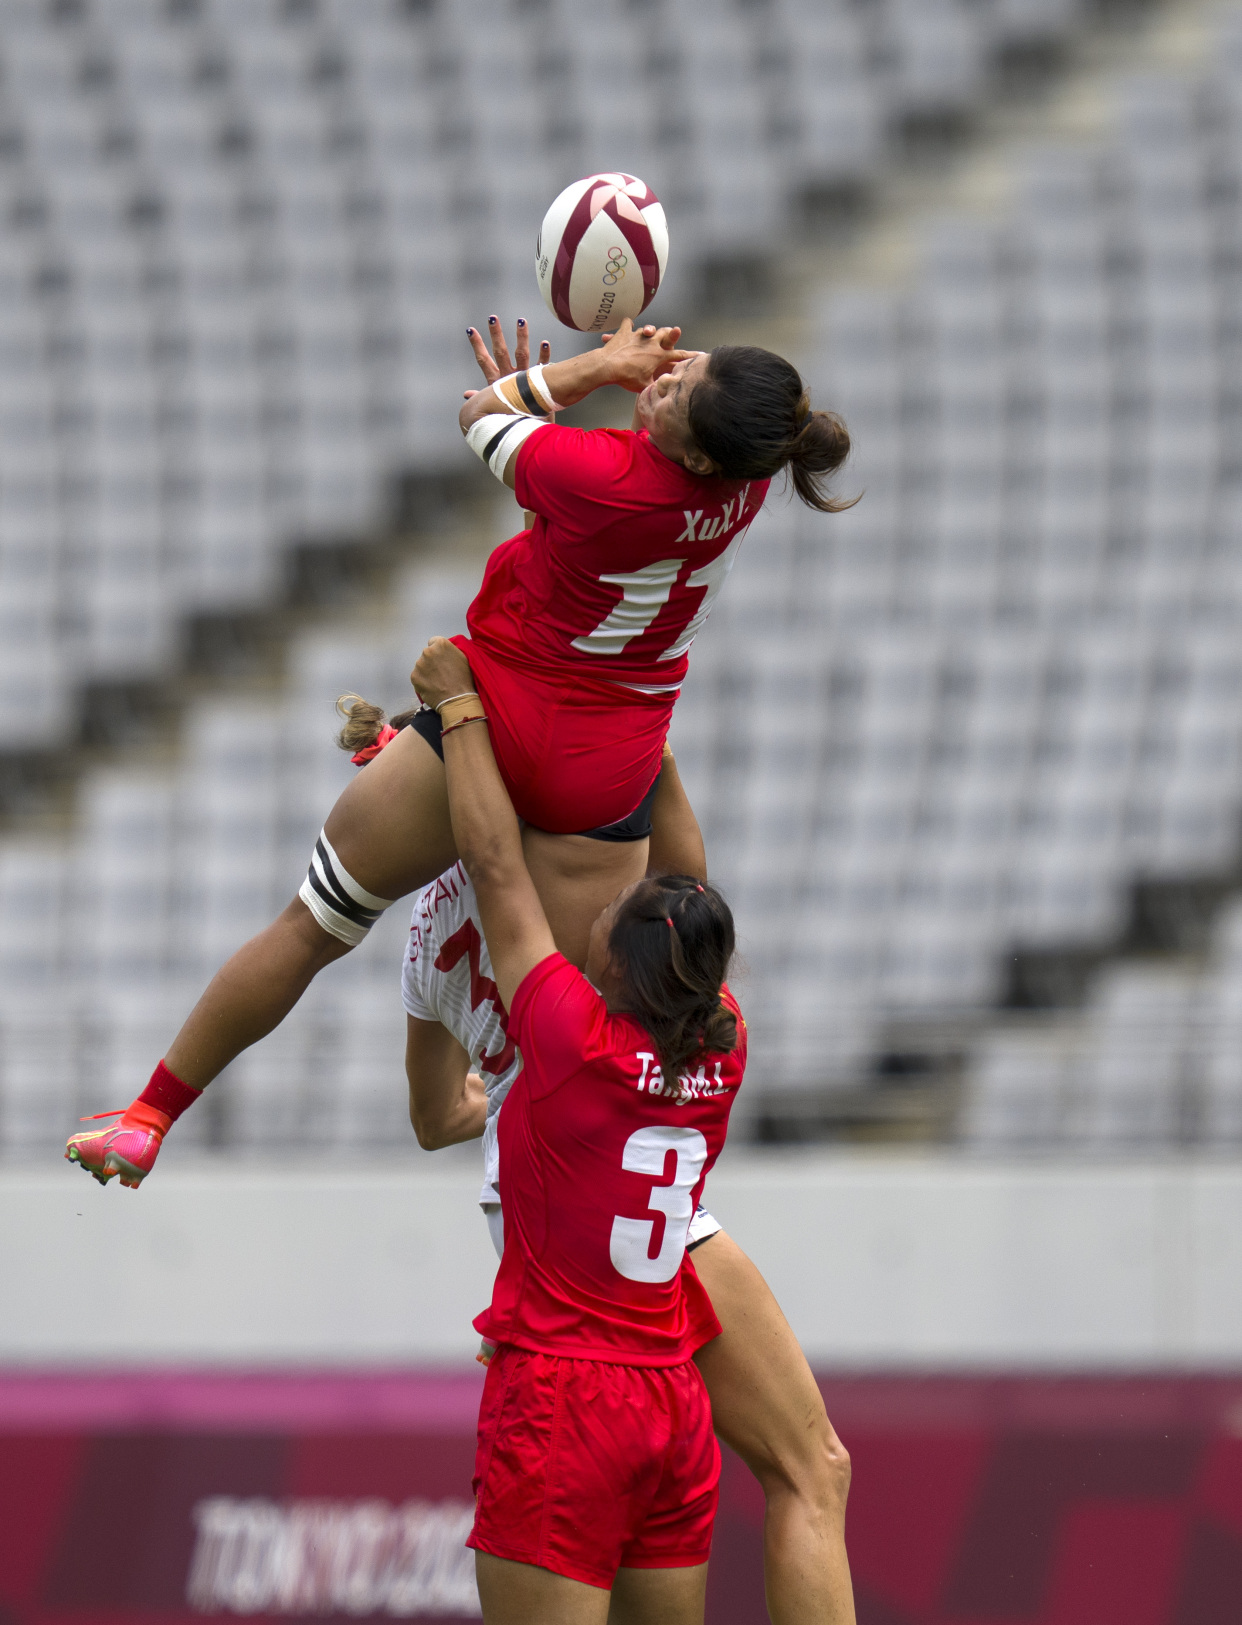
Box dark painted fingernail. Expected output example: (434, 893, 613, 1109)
(488, 315, 497, 324)
(517, 318, 526, 327)
(467, 328, 474, 335)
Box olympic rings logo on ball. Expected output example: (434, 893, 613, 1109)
(602, 247, 628, 285)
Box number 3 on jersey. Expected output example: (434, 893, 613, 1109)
(610, 1125, 709, 1283)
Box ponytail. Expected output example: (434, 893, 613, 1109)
(335, 694, 420, 755)
(608, 875, 738, 1095)
(686, 344, 857, 513)
(786, 407, 854, 513)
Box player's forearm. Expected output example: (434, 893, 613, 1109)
(440, 717, 528, 893)
(647, 746, 708, 881)
(538, 347, 616, 407)
(410, 1072, 487, 1149)
(459, 348, 613, 434)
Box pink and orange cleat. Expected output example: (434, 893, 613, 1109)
(65, 1102, 171, 1189)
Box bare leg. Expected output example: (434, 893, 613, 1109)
(474, 1553, 609, 1625)
(164, 730, 459, 1089)
(692, 1232, 855, 1625)
(607, 1564, 708, 1625)
(161, 734, 652, 1090)
(522, 830, 649, 970)
(165, 898, 351, 1087)
(474, 1553, 706, 1625)
(322, 725, 459, 897)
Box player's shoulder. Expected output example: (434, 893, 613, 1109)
(523, 421, 637, 468)
(513, 949, 589, 1012)
(511, 954, 620, 1061)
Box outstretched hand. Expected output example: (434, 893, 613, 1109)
(464, 315, 552, 400)
(412, 637, 475, 710)
(598, 318, 694, 393)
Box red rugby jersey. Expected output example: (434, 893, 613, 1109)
(474, 953, 746, 1365)
(467, 425, 769, 691)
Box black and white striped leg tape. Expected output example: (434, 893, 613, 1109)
(298, 830, 394, 947)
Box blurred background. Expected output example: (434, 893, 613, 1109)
(1, 0, 1241, 1620)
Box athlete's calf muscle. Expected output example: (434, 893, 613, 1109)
(162, 898, 351, 1088)
(690, 1231, 855, 1625)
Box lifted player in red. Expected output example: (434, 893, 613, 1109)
(66, 315, 851, 1189)
(417, 632, 742, 1625)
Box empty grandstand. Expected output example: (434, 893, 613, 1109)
(0, 0, 1098, 754)
(5, 0, 1234, 1162)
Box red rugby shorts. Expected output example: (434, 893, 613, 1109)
(450, 636, 673, 834)
(468, 1345, 720, 1590)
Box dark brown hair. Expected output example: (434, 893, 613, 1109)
(687, 344, 855, 513)
(607, 874, 738, 1093)
(335, 694, 419, 753)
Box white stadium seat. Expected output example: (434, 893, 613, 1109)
(29, 0, 1242, 1152)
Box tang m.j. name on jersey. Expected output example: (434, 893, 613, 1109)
(635, 1052, 731, 1101)
(406, 865, 736, 1107)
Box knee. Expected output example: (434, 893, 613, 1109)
(754, 1419, 851, 1521)
(281, 896, 356, 969)
(821, 1429, 852, 1511)
(797, 1423, 851, 1517)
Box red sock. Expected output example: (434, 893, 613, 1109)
(136, 1060, 203, 1124)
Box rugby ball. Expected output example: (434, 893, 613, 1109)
(536, 173, 669, 333)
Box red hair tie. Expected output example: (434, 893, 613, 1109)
(694, 883, 704, 893)
(351, 723, 399, 766)
(666, 916, 675, 929)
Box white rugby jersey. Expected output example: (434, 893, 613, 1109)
(401, 862, 521, 1207)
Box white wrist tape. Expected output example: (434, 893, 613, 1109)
(492, 365, 565, 417)
(466, 412, 548, 482)
(526, 364, 565, 412)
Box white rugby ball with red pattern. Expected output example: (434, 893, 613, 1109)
(536, 173, 669, 333)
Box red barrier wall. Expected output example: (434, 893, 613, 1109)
(1, 1372, 1240, 1624)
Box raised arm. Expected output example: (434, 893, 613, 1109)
(459, 317, 691, 489)
(411, 639, 556, 1012)
(648, 743, 708, 883)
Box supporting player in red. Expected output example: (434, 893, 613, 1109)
(416, 634, 746, 1623)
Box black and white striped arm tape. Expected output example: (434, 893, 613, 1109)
(298, 830, 395, 948)
(465, 412, 548, 483)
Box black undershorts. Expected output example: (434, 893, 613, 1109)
(409, 708, 660, 842)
